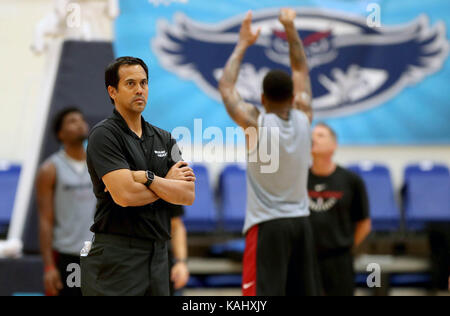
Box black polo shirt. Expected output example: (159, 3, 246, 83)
(86, 109, 182, 241)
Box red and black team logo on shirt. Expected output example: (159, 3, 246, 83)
(309, 184, 344, 213)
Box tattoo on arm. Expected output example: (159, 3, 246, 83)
(285, 22, 308, 72)
(219, 43, 259, 129)
(284, 22, 313, 122)
(221, 44, 246, 87)
(222, 90, 259, 129)
(303, 75, 312, 98)
(294, 92, 313, 123)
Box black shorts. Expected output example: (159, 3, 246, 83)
(242, 217, 321, 296)
(81, 234, 170, 296)
(53, 251, 82, 297)
(317, 249, 355, 296)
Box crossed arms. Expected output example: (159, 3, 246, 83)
(103, 161, 196, 207)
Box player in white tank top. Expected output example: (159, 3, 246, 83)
(218, 9, 321, 296)
(36, 108, 95, 296)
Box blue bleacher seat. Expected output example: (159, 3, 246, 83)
(390, 273, 432, 287)
(347, 162, 401, 231)
(355, 273, 369, 286)
(203, 274, 242, 288)
(210, 239, 246, 256)
(183, 165, 218, 233)
(356, 273, 431, 289)
(403, 162, 450, 230)
(219, 165, 247, 233)
(186, 276, 205, 288)
(0, 163, 21, 234)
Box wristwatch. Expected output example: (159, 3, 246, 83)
(145, 170, 155, 187)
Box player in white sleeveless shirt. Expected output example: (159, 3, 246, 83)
(36, 108, 96, 296)
(219, 9, 321, 296)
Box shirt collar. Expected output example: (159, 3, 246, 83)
(112, 108, 154, 138)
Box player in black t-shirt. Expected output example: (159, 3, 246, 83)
(308, 123, 372, 296)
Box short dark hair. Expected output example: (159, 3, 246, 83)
(53, 107, 83, 140)
(104, 56, 149, 105)
(316, 122, 337, 141)
(263, 70, 294, 103)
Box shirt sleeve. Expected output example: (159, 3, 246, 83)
(350, 173, 370, 223)
(87, 126, 130, 179)
(167, 136, 183, 169)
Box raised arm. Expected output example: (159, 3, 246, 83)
(279, 8, 313, 123)
(218, 11, 261, 130)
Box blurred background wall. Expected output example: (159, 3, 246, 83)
(0, 0, 52, 163)
(1, 0, 449, 192)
